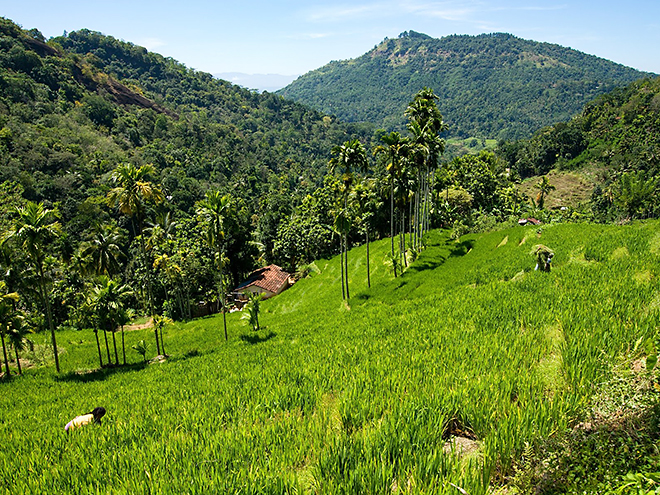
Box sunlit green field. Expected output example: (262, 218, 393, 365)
(2, 221, 660, 494)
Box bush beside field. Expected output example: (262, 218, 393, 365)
(2, 222, 660, 494)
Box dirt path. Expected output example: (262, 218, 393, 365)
(123, 318, 153, 331)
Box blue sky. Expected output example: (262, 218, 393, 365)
(3, 0, 660, 79)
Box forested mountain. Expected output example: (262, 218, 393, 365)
(0, 17, 371, 220)
(278, 31, 652, 140)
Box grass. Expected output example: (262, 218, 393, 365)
(2, 221, 660, 493)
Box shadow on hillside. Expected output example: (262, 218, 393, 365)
(239, 331, 276, 344)
(450, 239, 475, 257)
(56, 362, 148, 383)
(406, 238, 475, 275)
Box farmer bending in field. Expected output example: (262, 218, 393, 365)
(534, 245, 554, 272)
(65, 407, 106, 432)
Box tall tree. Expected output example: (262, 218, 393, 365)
(405, 88, 447, 249)
(78, 223, 126, 277)
(3, 202, 62, 372)
(196, 191, 234, 340)
(374, 132, 410, 275)
(0, 282, 21, 378)
(329, 139, 369, 300)
(107, 163, 164, 354)
(535, 175, 556, 209)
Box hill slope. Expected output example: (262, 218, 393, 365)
(3, 221, 660, 493)
(279, 31, 652, 140)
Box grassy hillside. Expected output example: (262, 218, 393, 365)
(3, 222, 660, 493)
(279, 31, 652, 141)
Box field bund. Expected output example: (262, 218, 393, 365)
(2, 221, 660, 494)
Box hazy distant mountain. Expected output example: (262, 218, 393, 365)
(215, 72, 299, 92)
(279, 31, 654, 140)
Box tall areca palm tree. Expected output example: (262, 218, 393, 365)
(3, 202, 61, 372)
(196, 191, 234, 340)
(329, 139, 369, 300)
(107, 163, 163, 353)
(405, 88, 448, 249)
(374, 132, 410, 274)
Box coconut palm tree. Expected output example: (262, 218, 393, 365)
(3, 202, 61, 372)
(329, 139, 369, 300)
(107, 163, 163, 354)
(196, 191, 234, 340)
(78, 223, 126, 277)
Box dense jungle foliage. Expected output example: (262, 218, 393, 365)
(278, 31, 652, 141)
(499, 75, 660, 220)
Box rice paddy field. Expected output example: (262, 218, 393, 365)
(2, 221, 660, 494)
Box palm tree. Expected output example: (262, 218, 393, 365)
(78, 223, 126, 277)
(7, 314, 31, 376)
(196, 191, 234, 340)
(374, 132, 410, 275)
(3, 202, 62, 372)
(405, 88, 448, 248)
(241, 292, 263, 331)
(351, 179, 378, 289)
(0, 282, 20, 378)
(329, 139, 369, 300)
(91, 276, 133, 366)
(107, 163, 164, 354)
(535, 175, 556, 209)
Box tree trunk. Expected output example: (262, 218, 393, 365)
(103, 327, 112, 365)
(219, 247, 228, 341)
(366, 229, 371, 289)
(344, 232, 350, 300)
(39, 268, 60, 373)
(390, 176, 395, 257)
(14, 346, 22, 375)
(340, 236, 345, 300)
(111, 326, 119, 365)
(94, 328, 103, 368)
(139, 230, 160, 356)
(159, 325, 166, 356)
(121, 325, 126, 365)
(1, 331, 10, 378)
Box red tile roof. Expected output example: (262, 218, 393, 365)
(234, 265, 290, 294)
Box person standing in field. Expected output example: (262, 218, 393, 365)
(65, 407, 106, 432)
(534, 245, 554, 272)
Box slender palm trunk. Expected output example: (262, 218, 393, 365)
(159, 325, 166, 356)
(218, 247, 228, 341)
(366, 229, 371, 289)
(121, 325, 126, 365)
(14, 346, 22, 375)
(1, 331, 10, 378)
(111, 326, 119, 364)
(344, 232, 350, 300)
(340, 237, 345, 300)
(38, 266, 59, 373)
(94, 328, 103, 367)
(390, 176, 395, 257)
(138, 223, 160, 356)
(103, 327, 112, 365)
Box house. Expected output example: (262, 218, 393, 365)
(232, 264, 291, 303)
